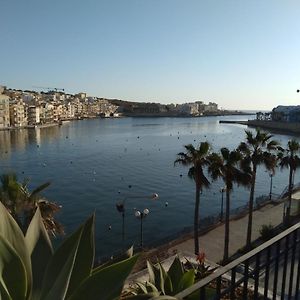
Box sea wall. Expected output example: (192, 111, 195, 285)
(247, 120, 300, 134)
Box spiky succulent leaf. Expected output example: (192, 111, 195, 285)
(39, 223, 84, 299)
(147, 261, 161, 288)
(158, 262, 172, 295)
(25, 207, 53, 299)
(68, 254, 139, 300)
(176, 269, 195, 294)
(0, 235, 27, 300)
(65, 214, 95, 298)
(93, 245, 133, 272)
(0, 202, 32, 298)
(167, 256, 184, 291)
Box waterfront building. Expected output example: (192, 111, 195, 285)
(177, 103, 199, 115)
(52, 103, 63, 122)
(39, 103, 54, 124)
(195, 101, 206, 113)
(67, 102, 75, 118)
(204, 101, 218, 112)
(0, 86, 10, 128)
(9, 100, 27, 127)
(73, 99, 84, 117)
(27, 106, 40, 125)
(272, 105, 300, 122)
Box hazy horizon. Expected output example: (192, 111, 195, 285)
(1, 1, 300, 110)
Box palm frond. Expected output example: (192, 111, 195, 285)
(199, 142, 210, 156)
(267, 140, 279, 150)
(220, 148, 230, 160)
(29, 182, 51, 200)
(288, 140, 300, 152)
(237, 142, 250, 155)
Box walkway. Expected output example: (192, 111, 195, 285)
(167, 202, 285, 263)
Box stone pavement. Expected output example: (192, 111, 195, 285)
(167, 202, 285, 263)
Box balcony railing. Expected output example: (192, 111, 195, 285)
(175, 222, 300, 299)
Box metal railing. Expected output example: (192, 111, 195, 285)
(175, 222, 300, 299)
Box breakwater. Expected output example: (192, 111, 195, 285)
(219, 119, 300, 135)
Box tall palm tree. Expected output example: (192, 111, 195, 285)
(208, 148, 250, 263)
(238, 129, 278, 249)
(174, 142, 211, 255)
(278, 140, 300, 225)
(0, 173, 64, 237)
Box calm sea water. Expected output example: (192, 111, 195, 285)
(0, 115, 299, 258)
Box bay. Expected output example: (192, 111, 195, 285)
(0, 115, 298, 259)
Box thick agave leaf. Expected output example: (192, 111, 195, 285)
(147, 261, 161, 288)
(25, 208, 53, 299)
(42, 243, 80, 300)
(0, 235, 27, 299)
(176, 269, 195, 294)
(158, 263, 172, 295)
(65, 214, 95, 298)
(0, 202, 32, 298)
(68, 254, 139, 300)
(167, 256, 184, 293)
(93, 245, 134, 272)
(136, 282, 150, 294)
(0, 278, 11, 300)
(40, 214, 95, 299)
(39, 224, 84, 299)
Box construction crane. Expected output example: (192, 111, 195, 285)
(32, 86, 65, 92)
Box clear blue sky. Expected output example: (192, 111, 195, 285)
(1, 0, 300, 110)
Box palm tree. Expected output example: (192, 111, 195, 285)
(278, 140, 300, 225)
(0, 173, 64, 237)
(238, 129, 278, 249)
(208, 148, 250, 263)
(174, 142, 211, 255)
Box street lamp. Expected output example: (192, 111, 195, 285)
(269, 173, 274, 201)
(135, 208, 150, 248)
(219, 187, 226, 221)
(115, 193, 158, 243)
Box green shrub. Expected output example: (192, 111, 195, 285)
(259, 224, 274, 241)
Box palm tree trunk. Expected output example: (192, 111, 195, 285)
(194, 183, 201, 255)
(286, 165, 294, 225)
(246, 165, 257, 249)
(223, 188, 231, 264)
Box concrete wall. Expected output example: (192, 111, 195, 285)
(248, 120, 300, 134)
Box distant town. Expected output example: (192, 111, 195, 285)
(0, 85, 247, 129)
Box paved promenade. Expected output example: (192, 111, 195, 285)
(167, 202, 285, 263)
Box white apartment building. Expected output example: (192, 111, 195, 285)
(0, 87, 10, 128)
(9, 100, 27, 127)
(27, 106, 40, 125)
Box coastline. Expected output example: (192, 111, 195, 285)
(0, 112, 254, 131)
(0, 123, 59, 131)
(220, 119, 300, 135)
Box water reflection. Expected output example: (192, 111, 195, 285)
(0, 126, 61, 155)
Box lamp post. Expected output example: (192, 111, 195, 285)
(269, 173, 273, 201)
(135, 208, 150, 248)
(219, 187, 226, 221)
(115, 193, 158, 243)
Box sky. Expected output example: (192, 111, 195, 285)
(1, 0, 300, 110)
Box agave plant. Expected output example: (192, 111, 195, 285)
(0, 201, 139, 300)
(129, 256, 215, 300)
